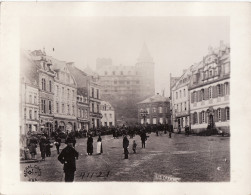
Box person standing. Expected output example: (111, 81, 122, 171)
(87, 134, 93, 155)
(45, 138, 52, 157)
(58, 138, 79, 182)
(123, 135, 129, 159)
(55, 136, 61, 154)
(28, 141, 37, 159)
(140, 131, 147, 148)
(132, 140, 137, 153)
(97, 135, 103, 155)
(39, 137, 47, 161)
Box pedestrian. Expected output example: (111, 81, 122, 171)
(45, 138, 52, 157)
(97, 135, 103, 155)
(132, 140, 137, 153)
(87, 134, 93, 155)
(39, 137, 47, 161)
(140, 131, 147, 148)
(28, 141, 37, 159)
(185, 125, 190, 136)
(55, 136, 61, 154)
(58, 138, 79, 182)
(123, 135, 129, 159)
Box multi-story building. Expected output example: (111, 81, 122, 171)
(67, 62, 90, 131)
(30, 50, 55, 136)
(88, 74, 102, 129)
(137, 93, 171, 125)
(46, 58, 78, 132)
(100, 101, 115, 127)
(96, 43, 155, 124)
(171, 67, 193, 131)
(20, 52, 40, 136)
(189, 42, 230, 133)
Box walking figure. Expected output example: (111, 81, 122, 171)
(87, 134, 93, 155)
(123, 135, 129, 159)
(58, 138, 79, 182)
(140, 131, 147, 148)
(97, 135, 103, 155)
(132, 140, 137, 153)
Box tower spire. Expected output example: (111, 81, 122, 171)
(137, 43, 153, 63)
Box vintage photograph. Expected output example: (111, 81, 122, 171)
(18, 15, 231, 182)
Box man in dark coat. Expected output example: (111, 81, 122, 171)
(55, 136, 61, 154)
(58, 138, 79, 182)
(123, 135, 129, 159)
(39, 138, 47, 160)
(87, 135, 93, 155)
(140, 131, 147, 148)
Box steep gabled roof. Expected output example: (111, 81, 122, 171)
(138, 94, 169, 104)
(137, 43, 153, 63)
(67, 64, 89, 88)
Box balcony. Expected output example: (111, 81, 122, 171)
(175, 110, 189, 117)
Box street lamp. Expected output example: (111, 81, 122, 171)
(140, 110, 148, 125)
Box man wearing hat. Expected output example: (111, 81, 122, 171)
(58, 137, 79, 182)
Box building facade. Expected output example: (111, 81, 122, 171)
(20, 78, 39, 135)
(89, 76, 102, 129)
(189, 42, 230, 133)
(171, 68, 193, 131)
(100, 101, 115, 127)
(30, 50, 56, 136)
(96, 43, 155, 124)
(52, 60, 78, 132)
(137, 94, 171, 125)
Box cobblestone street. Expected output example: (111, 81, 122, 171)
(20, 133, 230, 182)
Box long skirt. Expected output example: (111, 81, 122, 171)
(87, 143, 93, 154)
(97, 142, 103, 154)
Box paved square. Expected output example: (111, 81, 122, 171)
(20, 133, 230, 182)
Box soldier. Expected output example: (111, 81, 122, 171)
(58, 138, 79, 182)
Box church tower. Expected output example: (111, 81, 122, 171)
(135, 43, 155, 99)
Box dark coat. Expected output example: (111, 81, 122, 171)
(123, 137, 129, 148)
(39, 140, 46, 152)
(58, 146, 79, 172)
(87, 137, 93, 153)
(140, 132, 147, 142)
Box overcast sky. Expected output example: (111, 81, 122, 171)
(21, 16, 229, 96)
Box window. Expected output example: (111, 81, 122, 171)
(97, 89, 99, 99)
(29, 110, 32, 119)
(209, 70, 213, 77)
(49, 80, 52, 92)
(176, 92, 178, 99)
(72, 106, 75, 115)
(202, 111, 205, 123)
(29, 94, 32, 103)
(152, 107, 156, 113)
(81, 109, 84, 118)
(72, 90, 74, 99)
(147, 108, 150, 114)
(110, 114, 112, 118)
(97, 104, 100, 113)
(184, 89, 186, 97)
(67, 105, 70, 115)
(34, 110, 37, 120)
(92, 103, 94, 113)
(62, 104, 65, 113)
(62, 87, 64, 97)
(193, 91, 197, 102)
(180, 103, 182, 111)
(225, 82, 229, 95)
(91, 88, 94, 98)
(56, 102, 59, 113)
(193, 112, 198, 124)
(42, 78, 46, 91)
(85, 109, 88, 118)
(159, 107, 162, 113)
(184, 102, 187, 111)
(41, 100, 46, 113)
(49, 101, 52, 114)
(226, 107, 230, 120)
(218, 109, 221, 121)
(56, 85, 59, 96)
(217, 85, 221, 96)
(209, 87, 212, 99)
(78, 108, 81, 117)
(67, 89, 70, 99)
(180, 90, 181, 98)
(201, 89, 205, 100)
(34, 96, 37, 104)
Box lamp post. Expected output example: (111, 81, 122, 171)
(140, 110, 148, 125)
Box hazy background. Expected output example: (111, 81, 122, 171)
(21, 16, 229, 96)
